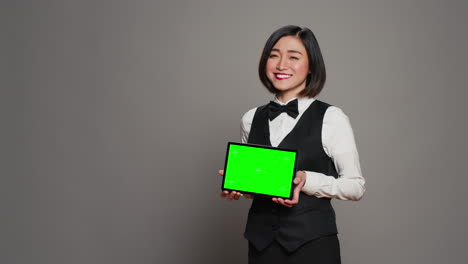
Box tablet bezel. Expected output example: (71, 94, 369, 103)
(221, 142, 298, 199)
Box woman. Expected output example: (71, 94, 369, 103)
(219, 25, 365, 264)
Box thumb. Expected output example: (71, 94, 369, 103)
(294, 177, 300, 184)
(218, 170, 224, 176)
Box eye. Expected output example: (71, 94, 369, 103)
(290, 56, 299, 60)
(269, 54, 278, 58)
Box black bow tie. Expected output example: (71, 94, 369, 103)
(268, 99, 299, 121)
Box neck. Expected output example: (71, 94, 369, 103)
(276, 84, 307, 103)
(276, 91, 301, 104)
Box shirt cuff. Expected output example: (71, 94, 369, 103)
(302, 171, 331, 197)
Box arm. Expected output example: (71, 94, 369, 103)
(238, 109, 256, 199)
(240, 108, 256, 144)
(301, 106, 366, 201)
(220, 108, 256, 200)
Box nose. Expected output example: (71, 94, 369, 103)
(276, 56, 288, 70)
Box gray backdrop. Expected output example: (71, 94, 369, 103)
(3, 0, 468, 263)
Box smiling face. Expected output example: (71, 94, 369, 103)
(266, 35, 310, 100)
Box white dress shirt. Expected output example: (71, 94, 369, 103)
(240, 96, 365, 201)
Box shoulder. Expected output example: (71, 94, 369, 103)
(324, 105, 350, 122)
(241, 107, 258, 128)
(322, 104, 354, 137)
(312, 99, 350, 123)
(241, 101, 271, 123)
(240, 106, 261, 142)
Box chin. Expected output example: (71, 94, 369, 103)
(274, 84, 297, 91)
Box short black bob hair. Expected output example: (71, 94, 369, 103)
(258, 25, 326, 98)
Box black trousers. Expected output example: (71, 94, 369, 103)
(248, 235, 341, 264)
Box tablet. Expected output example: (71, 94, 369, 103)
(222, 142, 298, 199)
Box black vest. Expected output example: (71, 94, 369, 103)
(244, 100, 339, 252)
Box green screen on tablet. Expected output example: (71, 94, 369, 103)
(222, 142, 297, 199)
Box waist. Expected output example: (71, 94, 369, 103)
(250, 194, 333, 216)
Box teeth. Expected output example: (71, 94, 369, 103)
(276, 74, 292, 78)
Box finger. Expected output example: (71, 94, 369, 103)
(284, 197, 298, 206)
(285, 181, 305, 205)
(291, 188, 301, 203)
(218, 170, 224, 176)
(273, 197, 287, 206)
(221, 190, 229, 198)
(277, 198, 292, 207)
(284, 189, 300, 205)
(228, 191, 237, 200)
(284, 199, 296, 205)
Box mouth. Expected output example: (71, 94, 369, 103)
(274, 73, 293, 80)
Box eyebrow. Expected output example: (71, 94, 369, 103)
(271, 48, 303, 55)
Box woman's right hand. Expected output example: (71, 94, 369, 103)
(218, 170, 253, 200)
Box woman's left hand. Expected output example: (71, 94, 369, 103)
(272, 170, 307, 208)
